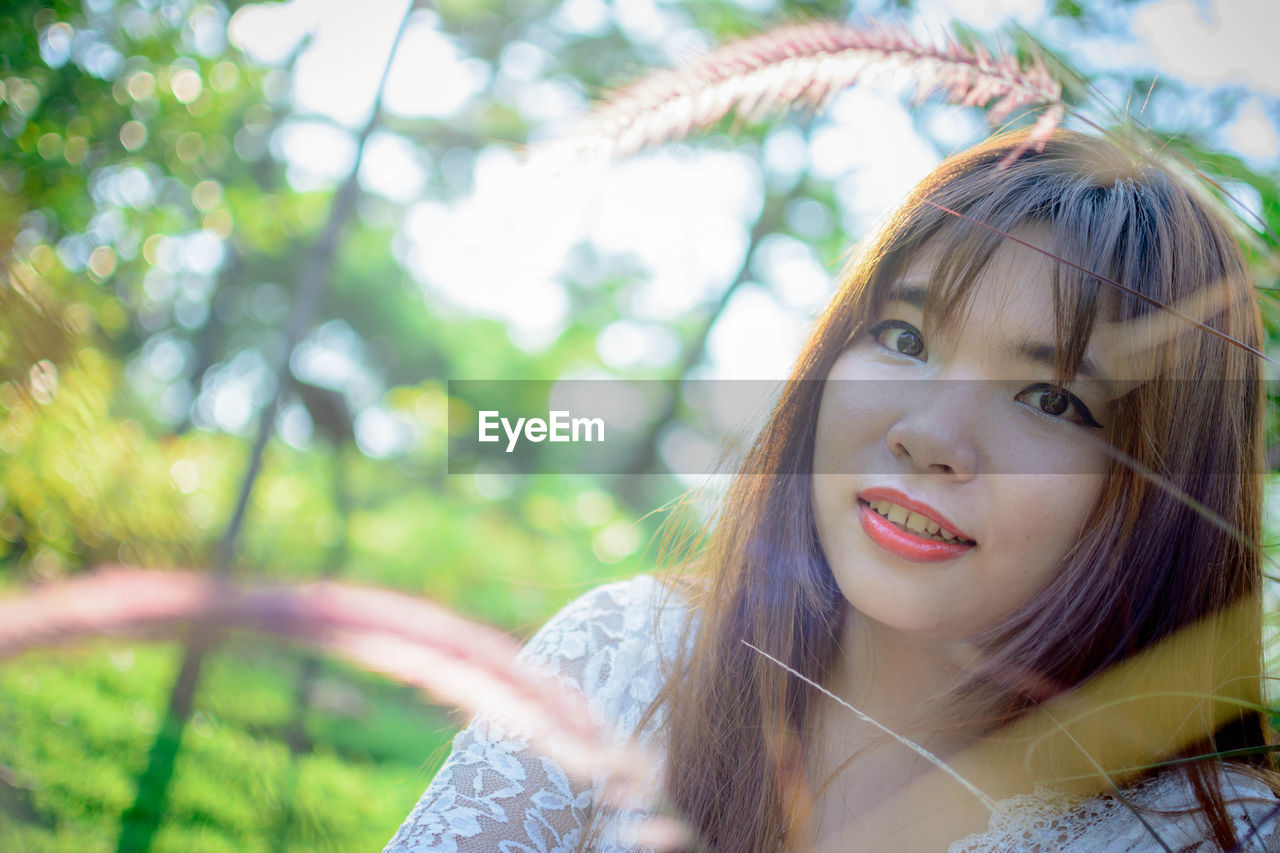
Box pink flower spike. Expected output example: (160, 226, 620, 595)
(0, 567, 672, 817)
(541, 20, 1066, 164)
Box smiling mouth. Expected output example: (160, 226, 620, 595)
(857, 498, 977, 546)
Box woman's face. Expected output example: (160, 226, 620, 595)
(811, 229, 1113, 642)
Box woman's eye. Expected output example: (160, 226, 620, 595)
(869, 321, 926, 359)
(1016, 384, 1104, 429)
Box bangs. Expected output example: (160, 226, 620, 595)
(862, 167, 1168, 386)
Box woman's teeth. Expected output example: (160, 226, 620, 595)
(868, 500, 972, 544)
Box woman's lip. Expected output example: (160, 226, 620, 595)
(857, 487, 975, 543)
(857, 501, 975, 563)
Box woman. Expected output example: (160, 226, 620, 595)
(387, 129, 1280, 852)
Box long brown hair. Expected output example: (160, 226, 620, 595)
(614, 129, 1277, 851)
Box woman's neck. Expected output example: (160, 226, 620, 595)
(825, 607, 974, 729)
(800, 609, 994, 851)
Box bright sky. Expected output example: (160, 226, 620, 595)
(217, 0, 1279, 454)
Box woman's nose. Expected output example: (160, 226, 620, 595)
(884, 383, 980, 480)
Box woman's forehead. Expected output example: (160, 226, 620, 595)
(887, 224, 1059, 312)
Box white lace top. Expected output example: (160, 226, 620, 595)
(385, 576, 1280, 852)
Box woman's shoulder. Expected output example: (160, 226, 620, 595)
(952, 765, 1279, 852)
(516, 575, 691, 721)
(518, 574, 688, 660)
(1126, 765, 1279, 850)
(528, 574, 679, 626)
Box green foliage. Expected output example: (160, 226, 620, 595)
(0, 644, 449, 852)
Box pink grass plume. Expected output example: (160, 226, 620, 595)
(0, 567, 668, 811)
(545, 20, 1065, 166)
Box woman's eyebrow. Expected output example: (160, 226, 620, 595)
(1009, 340, 1104, 382)
(884, 281, 928, 308)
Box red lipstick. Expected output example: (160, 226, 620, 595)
(856, 487, 975, 563)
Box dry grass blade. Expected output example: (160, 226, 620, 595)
(742, 640, 1000, 812)
(0, 567, 667, 811)
(549, 20, 1065, 163)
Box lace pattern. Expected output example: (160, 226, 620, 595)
(950, 772, 1280, 851)
(385, 577, 682, 853)
(386, 576, 1280, 852)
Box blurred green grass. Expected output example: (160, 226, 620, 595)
(0, 642, 456, 851)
